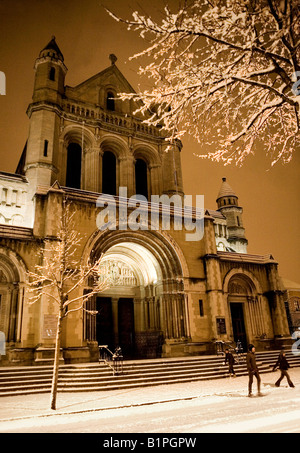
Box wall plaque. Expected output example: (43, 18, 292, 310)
(216, 317, 226, 335)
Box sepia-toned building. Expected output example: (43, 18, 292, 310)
(281, 278, 300, 334)
(0, 38, 292, 365)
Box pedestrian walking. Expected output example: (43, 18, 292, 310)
(246, 344, 262, 397)
(272, 349, 295, 388)
(224, 348, 236, 377)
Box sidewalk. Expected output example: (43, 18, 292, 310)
(1, 369, 299, 422)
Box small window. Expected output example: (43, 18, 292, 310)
(237, 216, 240, 226)
(43, 140, 48, 157)
(49, 67, 55, 81)
(106, 91, 115, 111)
(135, 158, 148, 200)
(66, 143, 82, 189)
(102, 151, 116, 195)
(199, 299, 204, 317)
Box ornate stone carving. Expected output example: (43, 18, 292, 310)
(228, 281, 247, 294)
(0, 270, 7, 283)
(99, 260, 137, 287)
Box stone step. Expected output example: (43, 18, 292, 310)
(0, 369, 264, 396)
(0, 350, 298, 397)
(0, 365, 272, 397)
(0, 361, 249, 384)
(0, 366, 270, 397)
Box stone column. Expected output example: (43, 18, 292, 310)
(267, 263, 290, 336)
(111, 298, 119, 346)
(127, 155, 136, 198)
(99, 149, 104, 193)
(85, 147, 100, 192)
(272, 292, 290, 336)
(16, 284, 25, 343)
(8, 285, 18, 342)
(133, 297, 143, 332)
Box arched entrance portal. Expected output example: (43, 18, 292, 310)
(83, 231, 189, 358)
(227, 274, 269, 351)
(0, 248, 26, 345)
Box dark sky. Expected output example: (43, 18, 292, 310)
(0, 0, 299, 283)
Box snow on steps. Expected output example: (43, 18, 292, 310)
(0, 350, 299, 397)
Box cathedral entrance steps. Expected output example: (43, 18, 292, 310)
(0, 350, 299, 397)
(255, 351, 300, 368)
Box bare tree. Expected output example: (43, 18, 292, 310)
(107, 0, 300, 165)
(26, 198, 107, 410)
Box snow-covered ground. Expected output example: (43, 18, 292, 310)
(0, 369, 299, 433)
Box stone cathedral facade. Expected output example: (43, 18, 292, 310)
(0, 38, 291, 365)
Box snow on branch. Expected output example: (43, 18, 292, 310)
(106, 0, 300, 165)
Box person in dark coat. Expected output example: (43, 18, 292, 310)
(272, 349, 295, 388)
(224, 348, 236, 377)
(246, 344, 261, 397)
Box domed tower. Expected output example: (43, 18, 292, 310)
(32, 36, 66, 104)
(216, 177, 248, 253)
(24, 37, 67, 187)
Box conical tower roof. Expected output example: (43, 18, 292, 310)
(39, 36, 64, 61)
(216, 177, 237, 201)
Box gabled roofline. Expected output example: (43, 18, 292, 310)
(66, 64, 137, 94)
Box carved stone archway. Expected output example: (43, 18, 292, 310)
(226, 272, 268, 350)
(83, 229, 189, 358)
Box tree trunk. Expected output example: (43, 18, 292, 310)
(50, 309, 63, 410)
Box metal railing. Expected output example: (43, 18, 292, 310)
(214, 340, 245, 364)
(99, 345, 124, 375)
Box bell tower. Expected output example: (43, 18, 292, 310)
(24, 37, 67, 188)
(217, 177, 248, 253)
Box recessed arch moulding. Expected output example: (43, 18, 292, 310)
(223, 267, 287, 350)
(76, 228, 191, 358)
(0, 247, 29, 359)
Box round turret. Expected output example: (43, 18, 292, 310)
(216, 177, 238, 209)
(32, 36, 67, 104)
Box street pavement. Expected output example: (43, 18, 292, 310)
(0, 368, 299, 423)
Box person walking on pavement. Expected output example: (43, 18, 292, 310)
(246, 344, 262, 397)
(272, 349, 295, 388)
(224, 348, 236, 377)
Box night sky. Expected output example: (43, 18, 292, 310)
(0, 0, 299, 283)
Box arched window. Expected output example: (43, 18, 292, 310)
(102, 151, 116, 195)
(43, 140, 48, 157)
(106, 91, 115, 111)
(0, 255, 20, 343)
(135, 158, 148, 199)
(49, 67, 55, 81)
(66, 143, 82, 189)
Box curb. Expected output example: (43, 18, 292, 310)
(0, 394, 200, 423)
